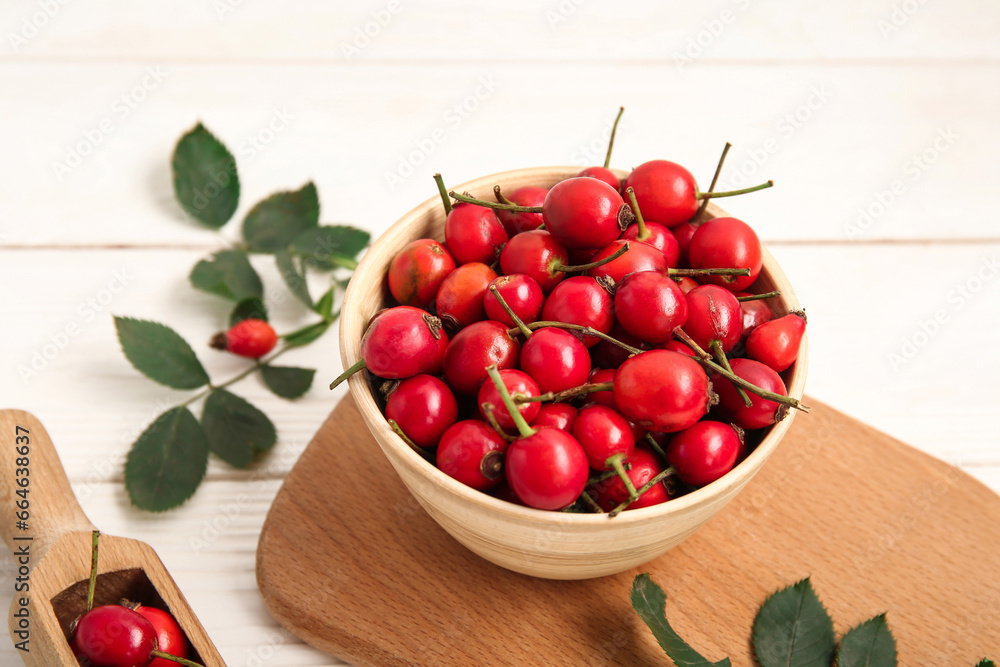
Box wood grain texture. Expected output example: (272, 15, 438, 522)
(0, 410, 226, 666)
(258, 394, 1000, 666)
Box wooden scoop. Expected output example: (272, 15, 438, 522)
(0, 409, 226, 666)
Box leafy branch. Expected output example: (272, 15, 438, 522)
(115, 122, 368, 511)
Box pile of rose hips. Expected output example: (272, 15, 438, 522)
(69, 532, 200, 667)
(333, 109, 808, 516)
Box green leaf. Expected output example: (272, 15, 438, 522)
(314, 286, 335, 318)
(753, 578, 836, 667)
(114, 317, 210, 390)
(976, 660, 997, 667)
(242, 182, 319, 252)
(230, 297, 268, 327)
(171, 123, 239, 228)
(630, 574, 731, 667)
(835, 614, 897, 667)
(261, 365, 316, 399)
(291, 225, 370, 270)
(201, 388, 276, 467)
(282, 319, 331, 347)
(189, 249, 263, 301)
(275, 250, 312, 307)
(125, 407, 209, 511)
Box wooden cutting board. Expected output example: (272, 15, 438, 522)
(256, 396, 1000, 666)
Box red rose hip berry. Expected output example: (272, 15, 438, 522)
(613, 350, 715, 433)
(665, 421, 742, 487)
(387, 238, 456, 308)
(385, 375, 459, 448)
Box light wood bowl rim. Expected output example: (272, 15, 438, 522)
(340, 166, 808, 528)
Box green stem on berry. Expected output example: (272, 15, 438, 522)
(86, 530, 100, 612)
(608, 466, 676, 517)
(624, 187, 649, 242)
(515, 380, 615, 404)
(493, 185, 513, 206)
(388, 419, 427, 455)
(433, 173, 452, 215)
(643, 433, 669, 465)
(711, 340, 752, 408)
(587, 470, 617, 486)
(330, 357, 366, 390)
(480, 402, 516, 442)
(606, 452, 639, 502)
(489, 285, 532, 338)
(696, 180, 773, 200)
(450, 191, 542, 213)
(513, 320, 643, 355)
(668, 267, 750, 278)
(737, 290, 781, 302)
(695, 141, 732, 219)
(603, 106, 625, 169)
(486, 365, 536, 438)
(149, 651, 204, 667)
(672, 327, 712, 362)
(579, 490, 605, 513)
(551, 242, 629, 273)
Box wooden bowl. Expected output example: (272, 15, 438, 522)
(340, 167, 808, 580)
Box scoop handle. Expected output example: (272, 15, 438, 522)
(0, 409, 95, 564)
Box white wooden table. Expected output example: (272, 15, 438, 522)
(2, 1, 998, 664)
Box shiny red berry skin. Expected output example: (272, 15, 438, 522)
(588, 368, 617, 409)
(520, 327, 592, 395)
(442, 320, 520, 395)
(614, 271, 688, 344)
(621, 160, 699, 227)
(687, 217, 762, 292)
(224, 318, 277, 359)
(666, 421, 742, 487)
(477, 369, 540, 430)
(72, 605, 158, 667)
(531, 402, 577, 431)
(658, 340, 697, 358)
(436, 420, 508, 491)
(737, 291, 775, 339)
(571, 404, 635, 470)
(136, 606, 190, 667)
(712, 358, 787, 429)
(542, 177, 631, 250)
(684, 285, 743, 353)
(621, 222, 681, 267)
(435, 262, 498, 332)
(444, 203, 508, 265)
(385, 375, 459, 448)
(496, 186, 548, 235)
(745, 313, 806, 372)
(387, 238, 456, 308)
(505, 427, 589, 510)
(483, 274, 544, 328)
(577, 166, 620, 191)
(499, 229, 570, 293)
(361, 306, 448, 379)
(591, 448, 670, 512)
(614, 350, 713, 433)
(671, 221, 699, 266)
(673, 276, 699, 294)
(540, 276, 614, 347)
(587, 239, 668, 285)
